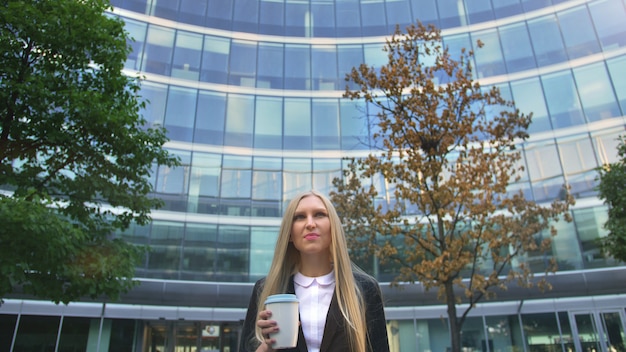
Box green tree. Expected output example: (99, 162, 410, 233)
(0, 0, 178, 304)
(331, 23, 573, 352)
(596, 136, 626, 262)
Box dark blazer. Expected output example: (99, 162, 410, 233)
(239, 271, 390, 352)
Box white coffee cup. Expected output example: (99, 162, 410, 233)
(264, 294, 300, 349)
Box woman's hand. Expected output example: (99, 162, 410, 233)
(256, 309, 278, 351)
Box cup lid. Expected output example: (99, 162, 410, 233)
(265, 294, 299, 305)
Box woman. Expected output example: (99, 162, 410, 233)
(239, 190, 389, 352)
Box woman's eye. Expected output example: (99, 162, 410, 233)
(315, 212, 327, 218)
(294, 214, 305, 220)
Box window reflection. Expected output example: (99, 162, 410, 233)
(311, 45, 338, 90)
(225, 94, 254, 147)
(229, 40, 257, 87)
(607, 56, 626, 114)
(465, 0, 494, 24)
(195, 91, 226, 145)
(259, 0, 284, 35)
(558, 6, 601, 60)
(312, 98, 340, 150)
(124, 19, 147, 71)
(521, 313, 563, 351)
(385, 0, 412, 33)
(200, 36, 230, 84)
(589, 0, 626, 50)
(361, 0, 386, 36)
(250, 227, 279, 279)
(336, 0, 361, 36)
(142, 25, 174, 75)
(541, 71, 585, 129)
(528, 15, 568, 67)
(13, 315, 59, 351)
(181, 223, 217, 280)
(215, 226, 250, 281)
(257, 43, 284, 89)
(472, 28, 506, 78)
(312, 0, 335, 37)
(255, 96, 283, 149)
(573, 63, 621, 122)
(165, 86, 196, 142)
(284, 98, 312, 149)
(499, 22, 536, 73)
(171, 30, 202, 81)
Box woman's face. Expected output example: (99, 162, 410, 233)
(290, 195, 332, 256)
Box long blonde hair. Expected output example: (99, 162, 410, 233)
(254, 190, 368, 352)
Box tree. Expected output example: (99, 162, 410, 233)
(596, 136, 626, 262)
(331, 23, 573, 352)
(0, 0, 179, 304)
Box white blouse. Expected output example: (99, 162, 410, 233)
(293, 270, 336, 352)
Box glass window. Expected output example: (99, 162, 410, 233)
(250, 227, 279, 279)
(592, 128, 623, 165)
(216, 225, 250, 280)
(338, 44, 364, 90)
(224, 94, 254, 147)
(340, 99, 368, 150)
(285, 44, 311, 89)
(13, 315, 59, 351)
(283, 158, 312, 204)
(528, 15, 568, 67)
(485, 315, 523, 351)
(229, 40, 257, 87)
(524, 140, 565, 201)
(138, 81, 168, 127)
(385, 0, 412, 33)
(188, 152, 221, 213)
(259, 0, 284, 35)
(493, 0, 522, 19)
(558, 6, 601, 60)
(252, 169, 282, 201)
(443, 32, 472, 66)
(220, 155, 252, 198)
(551, 219, 583, 270)
(472, 28, 506, 78)
(589, 0, 626, 50)
(557, 134, 598, 184)
(574, 62, 621, 122)
(510, 78, 551, 133)
(123, 18, 147, 71)
(58, 317, 91, 351)
(573, 206, 613, 269)
(232, 0, 259, 32)
(541, 70, 585, 128)
(520, 0, 551, 12)
(465, 0, 494, 24)
(438, 0, 466, 28)
(149, 221, 184, 273)
(521, 313, 563, 351)
(499, 22, 536, 73)
(179, 0, 207, 26)
(164, 86, 197, 142)
(361, 0, 386, 36)
(152, 0, 179, 20)
(142, 25, 174, 75)
(336, 0, 361, 36)
(200, 36, 230, 84)
(312, 0, 335, 37)
(254, 96, 283, 149)
(252, 157, 282, 212)
(257, 43, 284, 89)
(182, 223, 217, 279)
(313, 158, 341, 195)
(156, 150, 191, 194)
(285, 0, 308, 36)
(189, 152, 221, 198)
(0, 315, 17, 351)
(312, 98, 340, 150)
(206, 0, 233, 30)
(194, 91, 226, 145)
(459, 317, 486, 351)
(171, 30, 202, 80)
(410, 0, 439, 27)
(363, 43, 387, 74)
(311, 45, 338, 90)
(607, 56, 626, 114)
(284, 98, 312, 149)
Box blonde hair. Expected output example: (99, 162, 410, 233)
(254, 190, 368, 352)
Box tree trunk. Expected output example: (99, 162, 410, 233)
(445, 280, 462, 352)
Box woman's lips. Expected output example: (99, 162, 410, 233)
(304, 233, 320, 240)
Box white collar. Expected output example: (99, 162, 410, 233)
(294, 270, 335, 288)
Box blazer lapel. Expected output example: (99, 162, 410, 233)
(319, 293, 344, 352)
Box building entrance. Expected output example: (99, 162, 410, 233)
(570, 310, 626, 352)
(144, 320, 239, 352)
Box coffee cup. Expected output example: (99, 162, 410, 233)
(264, 294, 300, 349)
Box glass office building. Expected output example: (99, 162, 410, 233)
(2, 0, 626, 351)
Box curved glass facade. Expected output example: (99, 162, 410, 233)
(2, 0, 626, 351)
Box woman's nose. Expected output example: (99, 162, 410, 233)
(305, 215, 316, 228)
